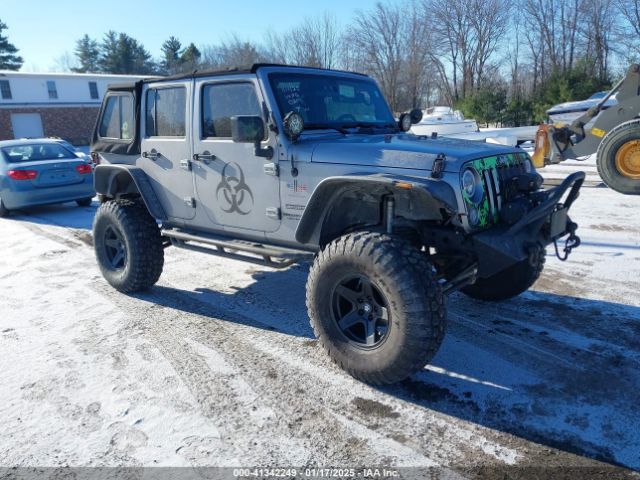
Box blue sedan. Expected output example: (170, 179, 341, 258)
(0, 139, 95, 217)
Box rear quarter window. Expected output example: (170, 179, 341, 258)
(99, 94, 134, 141)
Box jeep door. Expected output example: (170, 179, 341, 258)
(192, 77, 280, 233)
(140, 81, 196, 220)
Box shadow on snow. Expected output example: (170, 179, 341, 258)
(132, 264, 639, 471)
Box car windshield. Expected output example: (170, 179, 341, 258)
(1, 143, 76, 163)
(268, 73, 396, 131)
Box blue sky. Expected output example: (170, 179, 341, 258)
(2, 0, 377, 71)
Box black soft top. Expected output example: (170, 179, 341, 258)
(106, 63, 369, 91)
(92, 64, 369, 155)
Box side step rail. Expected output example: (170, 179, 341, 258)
(161, 228, 315, 269)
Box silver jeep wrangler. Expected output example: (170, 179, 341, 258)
(91, 64, 584, 384)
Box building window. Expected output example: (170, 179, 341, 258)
(47, 81, 58, 99)
(0, 80, 11, 100)
(89, 81, 99, 100)
(145, 87, 186, 137)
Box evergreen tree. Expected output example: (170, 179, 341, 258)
(98, 30, 120, 73)
(0, 19, 23, 70)
(99, 31, 155, 74)
(72, 34, 100, 73)
(180, 43, 201, 72)
(161, 36, 183, 75)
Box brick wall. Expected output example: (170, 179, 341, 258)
(0, 107, 100, 145)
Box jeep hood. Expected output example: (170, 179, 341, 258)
(303, 133, 523, 172)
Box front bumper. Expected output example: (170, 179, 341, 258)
(470, 171, 584, 277)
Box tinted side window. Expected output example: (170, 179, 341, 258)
(145, 87, 186, 137)
(202, 83, 261, 138)
(99, 95, 134, 140)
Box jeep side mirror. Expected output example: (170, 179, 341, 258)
(231, 116, 265, 144)
(399, 114, 412, 132)
(410, 108, 423, 124)
(230, 115, 273, 160)
(399, 109, 423, 132)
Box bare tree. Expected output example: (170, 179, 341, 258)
(348, 2, 404, 111)
(520, 0, 584, 79)
(581, 0, 616, 82)
(426, 0, 470, 100)
(616, 0, 640, 58)
(468, 0, 511, 89)
(263, 30, 291, 64)
(401, 1, 434, 108)
(52, 51, 78, 72)
(201, 36, 266, 69)
(426, 0, 511, 99)
(263, 13, 342, 68)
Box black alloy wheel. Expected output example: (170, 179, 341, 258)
(103, 224, 127, 270)
(332, 275, 390, 348)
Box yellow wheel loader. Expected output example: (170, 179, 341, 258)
(533, 64, 640, 195)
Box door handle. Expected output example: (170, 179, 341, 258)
(193, 151, 216, 162)
(143, 150, 160, 160)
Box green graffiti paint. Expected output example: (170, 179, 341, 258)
(462, 153, 523, 227)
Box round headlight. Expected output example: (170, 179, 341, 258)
(462, 167, 483, 204)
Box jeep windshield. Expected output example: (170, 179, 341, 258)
(268, 73, 396, 132)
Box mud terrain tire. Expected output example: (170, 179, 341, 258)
(306, 231, 446, 385)
(462, 251, 545, 301)
(93, 199, 164, 293)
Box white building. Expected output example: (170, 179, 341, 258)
(0, 71, 148, 144)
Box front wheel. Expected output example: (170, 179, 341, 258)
(596, 119, 640, 195)
(462, 250, 545, 301)
(93, 199, 164, 292)
(306, 231, 446, 385)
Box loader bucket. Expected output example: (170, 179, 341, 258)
(532, 124, 551, 168)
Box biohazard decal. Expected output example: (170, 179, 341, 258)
(216, 162, 254, 215)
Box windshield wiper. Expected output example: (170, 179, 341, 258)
(340, 122, 398, 132)
(304, 123, 349, 134)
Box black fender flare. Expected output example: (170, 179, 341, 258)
(94, 164, 166, 220)
(295, 173, 458, 245)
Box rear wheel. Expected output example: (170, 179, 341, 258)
(0, 196, 8, 218)
(306, 231, 446, 385)
(462, 250, 545, 301)
(596, 119, 640, 195)
(93, 199, 164, 292)
(76, 197, 93, 207)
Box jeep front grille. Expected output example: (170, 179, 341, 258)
(466, 153, 530, 227)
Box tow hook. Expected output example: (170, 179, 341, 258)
(553, 221, 581, 261)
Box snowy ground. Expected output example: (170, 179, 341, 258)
(0, 159, 639, 477)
